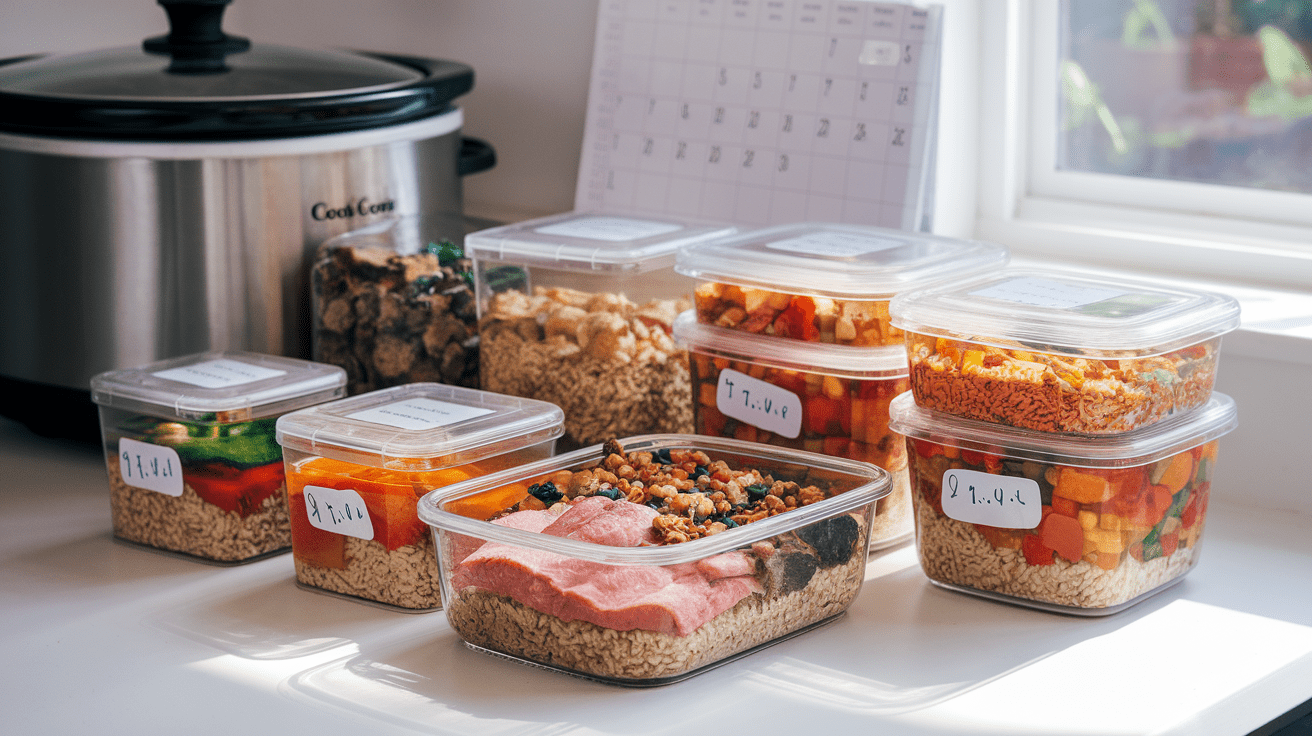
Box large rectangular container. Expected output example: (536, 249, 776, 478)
(889, 391, 1237, 614)
(91, 352, 347, 563)
(275, 383, 564, 611)
(465, 211, 736, 450)
(418, 434, 890, 685)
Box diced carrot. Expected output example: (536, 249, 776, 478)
(1085, 527, 1125, 554)
(803, 395, 844, 435)
(1039, 512, 1086, 563)
(1095, 551, 1121, 570)
(698, 404, 728, 436)
(961, 350, 985, 373)
(1157, 453, 1194, 494)
(1054, 467, 1117, 504)
(1052, 494, 1080, 518)
(822, 436, 850, 458)
(698, 382, 717, 407)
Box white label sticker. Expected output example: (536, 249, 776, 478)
(534, 216, 683, 242)
(716, 368, 802, 439)
(302, 485, 375, 540)
(969, 277, 1130, 310)
(858, 39, 902, 66)
(347, 397, 495, 431)
(941, 468, 1042, 529)
(152, 359, 286, 389)
(765, 231, 904, 258)
(118, 438, 183, 497)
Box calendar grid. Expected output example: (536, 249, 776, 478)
(577, 0, 942, 230)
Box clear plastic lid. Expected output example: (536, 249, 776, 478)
(672, 310, 907, 379)
(417, 434, 891, 566)
(464, 211, 737, 274)
(275, 383, 565, 471)
(889, 391, 1238, 467)
(890, 268, 1242, 357)
(90, 351, 346, 422)
(673, 222, 1009, 298)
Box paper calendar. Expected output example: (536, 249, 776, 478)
(576, 0, 943, 230)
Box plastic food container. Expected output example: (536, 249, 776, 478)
(890, 269, 1241, 434)
(91, 352, 347, 563)
(673, 310, 913, 551)
(889, 390, 1237, 614)
(674, 222, 1008, 347)
(275, 383, 564, 611)
(418, 434, 891, 685)
(465, 211, 736, 450)
(312, 217, 479, 395)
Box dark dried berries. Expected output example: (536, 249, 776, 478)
(795, 514, 861, 566)
(528, 481, 563, 504)
(595, 486, 621, 501)
(746, 483, 770, 502)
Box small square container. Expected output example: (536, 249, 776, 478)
(312, 216, 479, 395)
(672, 310, 914, 551)
(889, 390, 1237, 614)
(91, 352, 347, 564)
(465, 211, 736, 450)
(674, 222, 1008, 347)
(275, 383, 564, 611)
(890, 268, 1241, 434)
(417, 434, 891, 685)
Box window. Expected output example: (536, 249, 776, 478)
(971, 0, 1312, 290)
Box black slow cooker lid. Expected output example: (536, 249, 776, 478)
(0, 0, 473, 141)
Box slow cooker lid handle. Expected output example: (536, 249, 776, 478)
(142, 0, 251, 75)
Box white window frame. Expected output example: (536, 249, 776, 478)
(969, 0, 1312, 291)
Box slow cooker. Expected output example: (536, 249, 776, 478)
(0, 0, 495, 441)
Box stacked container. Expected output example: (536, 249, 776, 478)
(889, 268, 1242, 613)
(464, 212, 736, 451)
(672, 223, 1009, 550)
(91, 352, 347, 563)
(275, 383, 564, 611)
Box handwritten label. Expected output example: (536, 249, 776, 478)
(152, 359, 286, 389)
(765, 232, 904, 258)
(969, 277, 1130, 311)
(347, 398, 494, 431)
(534, 216, 682, 242)
(716, 369, 802, 439)
(303, 485, 375, 540)
(118, 438, 183, 496)
(941, 468, 1042, 529)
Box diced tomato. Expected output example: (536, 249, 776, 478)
(1022, 534, 1056, 566)
(803, 395, 845, 435)
(186, 460, 286, 518)
(1051, 494, 1080, 518)
(913, 439, 942, 459)
(1180, 494, 1200, 529)
(822, 436, 850, 458)
(773, 297, 820, 341)
(1039, 512, 1085, 563)
(959, 449, 985, 466)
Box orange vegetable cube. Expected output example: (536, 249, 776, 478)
(1054, 468, 1117, 504)
(1039, 512, 1086, 563)
(1157, 453, 1194, 494)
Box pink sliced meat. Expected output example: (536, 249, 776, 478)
(454, 498, 762, 636)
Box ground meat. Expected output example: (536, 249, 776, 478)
(105, 455, 289, 563)
(294, 534, 440, 611)
(479, 288, 692, 451)
(313, 242, 479, 395)
(445, 549, 865, 683)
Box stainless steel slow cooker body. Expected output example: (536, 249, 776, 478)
(0, 0, 495, 440)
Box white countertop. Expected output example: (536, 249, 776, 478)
(3, 417, 1310, 736)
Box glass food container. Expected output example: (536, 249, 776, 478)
(465, 211, 736, 450)
(312, 217, 480, 396)
(673, 310, 913, 551)
(674, 222, 1008, 347)
(275, 383, 564, 611)
(418, 434, 890, 686)
(890, 268, 1241, 434)
(91, 352, 347, 563)
(890, 391, 1237, 615)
